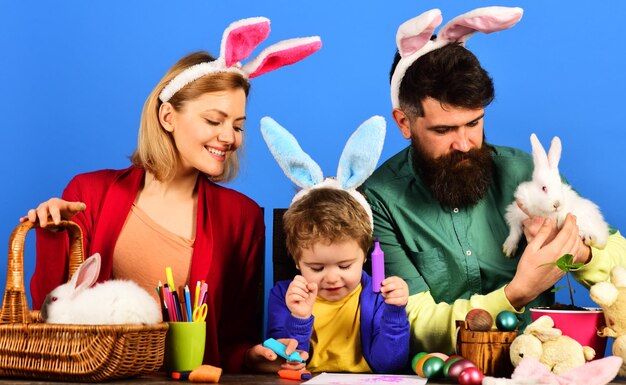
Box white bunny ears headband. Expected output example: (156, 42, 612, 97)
(260, 116, 386, 229)
(390, 6, 524, 108)
(159, 17, 322, 102)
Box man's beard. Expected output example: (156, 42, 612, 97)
(411, 137, 495, 208)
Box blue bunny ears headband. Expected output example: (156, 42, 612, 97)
(390, 6, 523, 108)
(260, 116, 386, 229)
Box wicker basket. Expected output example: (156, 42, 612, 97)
(0, 220, 168, 381)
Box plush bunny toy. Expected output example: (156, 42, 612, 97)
(260, 115, 385, 223)
(483, 356, 622, 385)
(590, 265, 626, 376)
(42, 253, 162, 325)
(509, 315, 595, 374)
(502, 133, 609, 256)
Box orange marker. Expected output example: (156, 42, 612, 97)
(278, 369, 312, 381)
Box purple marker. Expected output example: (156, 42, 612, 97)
(371, 238, 385, 292)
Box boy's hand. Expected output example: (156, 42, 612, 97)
(286, 275, 317, 319)
(245, 339, 308, 372)
(380, 276, 408, 306)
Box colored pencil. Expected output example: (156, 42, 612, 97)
(184, 285, 193, 322)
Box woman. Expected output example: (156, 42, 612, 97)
(22, 17, 320, 373)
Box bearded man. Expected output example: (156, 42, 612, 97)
(360, 30, 626, 354)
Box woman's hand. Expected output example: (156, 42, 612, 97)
(286, 275, 317, 319)
(245, 339, 308, 372)
(20, 198, 86, 227)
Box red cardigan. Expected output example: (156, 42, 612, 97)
(30, 166, 265, 373)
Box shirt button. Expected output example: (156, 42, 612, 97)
(465, 250, 472, 256)
(453, 208, 459, 213)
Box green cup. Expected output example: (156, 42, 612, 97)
(164, 322, 206, 372)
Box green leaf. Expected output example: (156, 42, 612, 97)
(551, 286, 567, 293)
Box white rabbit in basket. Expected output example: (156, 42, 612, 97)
(502, 133, 609, 257)
(42, 253, 162, 325)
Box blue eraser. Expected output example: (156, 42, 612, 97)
(262, 338, 305, 363)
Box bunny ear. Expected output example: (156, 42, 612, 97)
(558, 356, 623, 385)
(396, 9, 442, 58)
(530, 133, 550, 170)
(438, 6, 523, 44)
(547, 136, 562, 170)
(221, 17, 271, 67)
(70, 253, 101, 292)
(260, 116, 324, 189)
(243, 36, 322, 79)
(337, 116, 386, 190)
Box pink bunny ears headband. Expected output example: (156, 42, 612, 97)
(390, 6, 523, 109)
(159, 17, 322, 103)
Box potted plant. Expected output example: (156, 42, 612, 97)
(530, 254, 607, 358)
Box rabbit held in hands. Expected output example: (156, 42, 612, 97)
(502, 133, 609, 257)
(42, 253, 162, 325)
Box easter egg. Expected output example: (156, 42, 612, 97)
(411, 352, 428, 374)
(444, 354, 464, 363)
(442, 357, 463, 377)
(429, 352, 449, 361)
(465, 308, 493, 331)
(414, 353, 435, 377)
(496, 310, 518, 331)
(446, 359, 476, 380)
(422, 357, 445, 379)
(458, 366, 484, 385)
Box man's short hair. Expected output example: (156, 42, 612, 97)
(283, 188, 372, 261)
(390, 42, 495, 117)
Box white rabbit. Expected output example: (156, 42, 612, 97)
(42, 253, 162, 325)
(502, 133, 609, 257)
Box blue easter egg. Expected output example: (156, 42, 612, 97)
(495, 310, 518, 331)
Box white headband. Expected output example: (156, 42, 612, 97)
(390, 6, 523, 109)
(260, 116, 386, 230)
(159, 17, 322, 103)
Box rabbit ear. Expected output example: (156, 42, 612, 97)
(260, 116, 324, 189)
(337, 116, 386, 190)
(221, 17, 271, 67)
(243, 36, 322, 78)
(530, 133, 550, 170)
(70, 253, 101, 292)
(547, 136, 562, 170)
(438, 6, 523, 44)
(396, 9, 442, 58)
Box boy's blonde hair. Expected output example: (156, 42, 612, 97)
(131, 51, 250, 182)
(283, 188, 372, 261)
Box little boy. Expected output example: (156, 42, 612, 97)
(267, 188, 410, 373)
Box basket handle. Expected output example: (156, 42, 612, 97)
(1, 220, 85, 324)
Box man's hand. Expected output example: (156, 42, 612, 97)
(505, 215, 583, 309)
(518, 200, 591, 264)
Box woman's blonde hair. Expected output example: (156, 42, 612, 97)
(131, 51, 250, 182)
(283, 188, 373, 261)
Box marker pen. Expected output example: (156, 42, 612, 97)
(262, 338, 305, 363)
(278, 369, 312, 381)
(371, 238, 385, 292)
(169, 371, 191, 380)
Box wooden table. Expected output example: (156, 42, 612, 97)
(0, 373, 625, 385)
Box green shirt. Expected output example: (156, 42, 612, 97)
(361, 144, 626, 353)
(362, 145, 553, 325)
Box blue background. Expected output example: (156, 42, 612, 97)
(1, 1, 624, 350)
